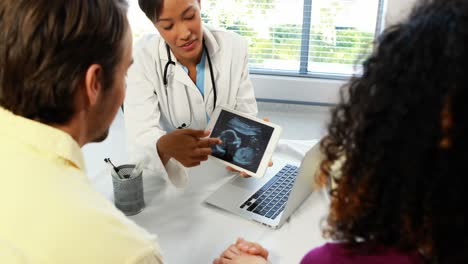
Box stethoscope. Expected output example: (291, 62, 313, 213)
(161, 39, 217, 129)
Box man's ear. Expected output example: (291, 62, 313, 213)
(83, 64, 103, 107)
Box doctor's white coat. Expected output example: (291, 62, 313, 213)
(124, 26, 258, 186)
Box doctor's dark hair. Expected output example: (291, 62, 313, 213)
(138, 0, 164, 22)
(0, 0, 128, 124)
(319, 0, 468, 263)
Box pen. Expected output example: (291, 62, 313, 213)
(104, 158, 124, 179)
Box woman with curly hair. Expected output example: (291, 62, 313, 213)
(213, 0, 468, 263)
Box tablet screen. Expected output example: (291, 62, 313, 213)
(210, 110, 274, 173)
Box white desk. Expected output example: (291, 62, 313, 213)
(83, 112, 329, 263)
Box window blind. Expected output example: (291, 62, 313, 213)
(201, 0, 384, 77)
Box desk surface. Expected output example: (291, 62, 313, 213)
(84, 125, 329, 264)
(134, 140, 329, 263)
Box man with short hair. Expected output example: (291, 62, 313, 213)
(0, 0, 163, 263)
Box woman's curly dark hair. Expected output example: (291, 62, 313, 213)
(321, 0, 468, 263)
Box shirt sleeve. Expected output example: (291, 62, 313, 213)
(127, 225, 164, 264)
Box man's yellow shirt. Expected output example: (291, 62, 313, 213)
(0, 108, 163, 264)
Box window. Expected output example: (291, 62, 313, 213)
(128, 1, 155, 38)
(201, 0, 385, 78)
(128, 0, 384, 78)
(127, 0, 386, 104)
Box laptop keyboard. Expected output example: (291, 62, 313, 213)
(240, 164, 299, 219)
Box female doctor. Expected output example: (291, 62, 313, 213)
(124, 0, 258, 186)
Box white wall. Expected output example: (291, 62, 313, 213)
(253, 0, 420, 105)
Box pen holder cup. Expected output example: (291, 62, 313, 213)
(111, 164, 145, 216)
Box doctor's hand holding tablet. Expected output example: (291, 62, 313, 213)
(124, 0, 266, 184)
(158, 106, 280, 178)
(206, 107, 281, 178)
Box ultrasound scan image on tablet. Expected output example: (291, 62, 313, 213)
(206, 106, 282, 178)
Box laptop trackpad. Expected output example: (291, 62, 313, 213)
(230, 175, 271, 191)
(205, 174, 275, 211)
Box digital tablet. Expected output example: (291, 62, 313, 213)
(206, 106, 282, 178)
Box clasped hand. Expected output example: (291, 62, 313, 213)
(213, 238, 270, 264)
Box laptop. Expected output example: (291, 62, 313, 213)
(205, 142, 322, 229)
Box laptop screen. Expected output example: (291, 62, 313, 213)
(210, 109, 274, 173)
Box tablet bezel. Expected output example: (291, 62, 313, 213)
(206, 106, 282, 178)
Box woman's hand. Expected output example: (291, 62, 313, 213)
(213, 238, 270, 264)
(234, 238, 269, 259)
(157, 129, 221, 167)
(213, 254, 269, 264)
